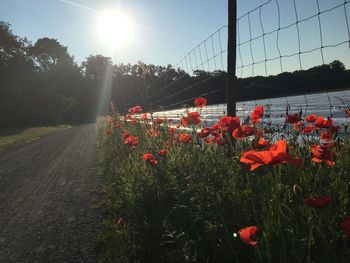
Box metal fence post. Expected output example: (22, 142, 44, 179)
(227, 0, 237, 117)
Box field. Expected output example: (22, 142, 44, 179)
(97, 100, 350, 262)
(0, 125, 69, 150)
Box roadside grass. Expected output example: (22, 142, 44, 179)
(0, 125, 70, 150)
(97, 104, 350, 262)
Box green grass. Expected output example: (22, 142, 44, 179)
(97, 112, 350, 263)
(0, 125, 70, 150)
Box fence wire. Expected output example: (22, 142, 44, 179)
(144, 0, 350, 119)
(148, 25, 228, 107)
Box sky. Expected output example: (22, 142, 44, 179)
(1, 0, 349, 77)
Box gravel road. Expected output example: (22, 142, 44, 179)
(0, 124, 101, 262)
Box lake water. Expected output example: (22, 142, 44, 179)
(152, 90, 350, 127)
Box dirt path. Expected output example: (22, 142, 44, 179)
(0, 124, 101, 262)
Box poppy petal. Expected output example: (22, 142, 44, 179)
(304, 196, 332, 208)
(238, 226, 259, 246)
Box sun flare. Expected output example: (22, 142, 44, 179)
(96, 10, 134, 49)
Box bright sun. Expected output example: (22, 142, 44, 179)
(96, 10, 134, 49)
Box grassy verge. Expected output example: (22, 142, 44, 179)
(97, 105, 350, 262)
(0, 125, 70, 150)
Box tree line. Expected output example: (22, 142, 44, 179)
(1, 21, 349, 128)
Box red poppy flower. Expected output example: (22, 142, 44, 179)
(251, 105, 264, 124)
(134, 105, 143, 113)
(197, 128, 211, 138)
(320, 130, 334, 141)
(128, 105, 143, 114)
(305, 114, 317, 122)
(143, 153, 154, 161)
(286, 113, 301, 124)
(315, 116, 325, 128)
(240, 140, 302, 171)
(188, 112, 200, 120)
(293, 121, 303, 132)
(238, 226, 258, 246)
(210, 123, 222, 136)
(205, 136, 216, 144)
(346, 109, 350, 118)
(122, 131, 130, 140)
(302, 125, 314, 134)
(124, 135, 138, 147)
(310, 143, 336, 166)
(267, 139, 287, 151)
(180, 117, 189, 126)
(256, 138, 269, 149)
(341, 216, 350, 238)
(232, 125, 255, 140)
(323, 118, 333, 128)
(215, 133, 227, 145)
(179, 133, 192, 143)
(181, 112, 201, 127)
(315, 116, 333, 129)
(169, 127, 176, 135)
(142, 153, 158, 165)
(153, 117, 164, 125)
(211, 123, 221, 130)
(218, 116, 240, 132)
(141, 113, 148, 121)
(158, 149, 167, 156)
(194, 97, 207, 108)
(304, 196, 332, 208)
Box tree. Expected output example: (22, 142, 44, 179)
(82, 55, 112, 80)
(30, 38, 73, 71)
(0, 22, 29, 65)
(329, 60, 345, 71)
(0, 21, 34, 127)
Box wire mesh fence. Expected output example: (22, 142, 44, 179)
(142, 0, 350, 121)
(147, 25, 228, 110)
(235, 0, 350, 76)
